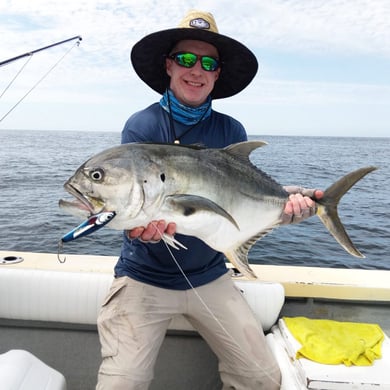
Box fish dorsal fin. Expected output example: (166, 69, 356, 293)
(225, 226, 277, 280)
(224, 141, 267, 163)
(166, 194, 239, 229)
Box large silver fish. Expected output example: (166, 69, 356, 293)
(59, 141, 376, 279)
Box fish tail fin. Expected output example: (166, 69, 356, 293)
(316, 166, 377, 258)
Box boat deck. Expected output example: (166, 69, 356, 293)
(0, 251, 389, 389)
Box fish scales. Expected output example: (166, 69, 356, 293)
(59, 141, 377, 279)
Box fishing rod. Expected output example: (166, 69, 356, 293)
(0, 36, 82, 67)
(0, 35, 82, 123)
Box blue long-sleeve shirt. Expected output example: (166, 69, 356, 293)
(114, 103, 247, 289)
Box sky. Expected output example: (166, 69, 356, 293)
(0, 0, 389, 137)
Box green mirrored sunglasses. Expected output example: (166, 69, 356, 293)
(169, 52, 220, 72)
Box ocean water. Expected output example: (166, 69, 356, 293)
(0, 129, 389, 270)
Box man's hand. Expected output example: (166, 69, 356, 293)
(127, 220, 177, 243)
(281, 187, 324, 224)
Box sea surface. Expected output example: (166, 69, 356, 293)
(0, 129, 389, 270)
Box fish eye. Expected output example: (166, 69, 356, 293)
(89, 168, 105, 182)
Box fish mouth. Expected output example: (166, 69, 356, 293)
(59, 183, 105, 214)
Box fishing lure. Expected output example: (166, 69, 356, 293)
(57, 211, 116, 263)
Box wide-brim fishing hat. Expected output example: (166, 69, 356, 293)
(130, 10, 258, 99)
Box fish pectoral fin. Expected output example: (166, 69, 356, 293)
(225, 229, 275, 280)
(166, 194, 239, 230)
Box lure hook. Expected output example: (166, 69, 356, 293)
(57, 211, 116, 264)
(57, 240, 66, 263)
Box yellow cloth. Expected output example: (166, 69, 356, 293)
(283, 317, 385, 366)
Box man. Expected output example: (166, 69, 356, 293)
(96, 10, 322, 390)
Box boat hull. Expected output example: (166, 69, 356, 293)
(0, 251, 389, 390)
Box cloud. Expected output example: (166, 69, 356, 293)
(1, 0, 389, 136)
(213, 0, 390, 57)
(242, 79, 390, 106)
(2, 0, 389, 56)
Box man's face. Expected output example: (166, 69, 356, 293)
(166, 40, 220, 107)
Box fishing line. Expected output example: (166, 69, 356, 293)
(160, 231, 233, 336)
(0, 39, 80, 124)
(151, 222, 281, 387)
(0, 56, 33, 99)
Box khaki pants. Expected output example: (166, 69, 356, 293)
(96, 273, 280, 389)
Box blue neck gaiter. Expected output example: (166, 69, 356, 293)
(160, 89, 212, 125)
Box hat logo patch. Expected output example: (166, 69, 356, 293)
(189, 18, 210, 30)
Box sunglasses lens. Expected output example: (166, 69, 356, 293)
(171, 52, 219, 72)
(201, 56, 219, 71)
(175, 53, 197, 68)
